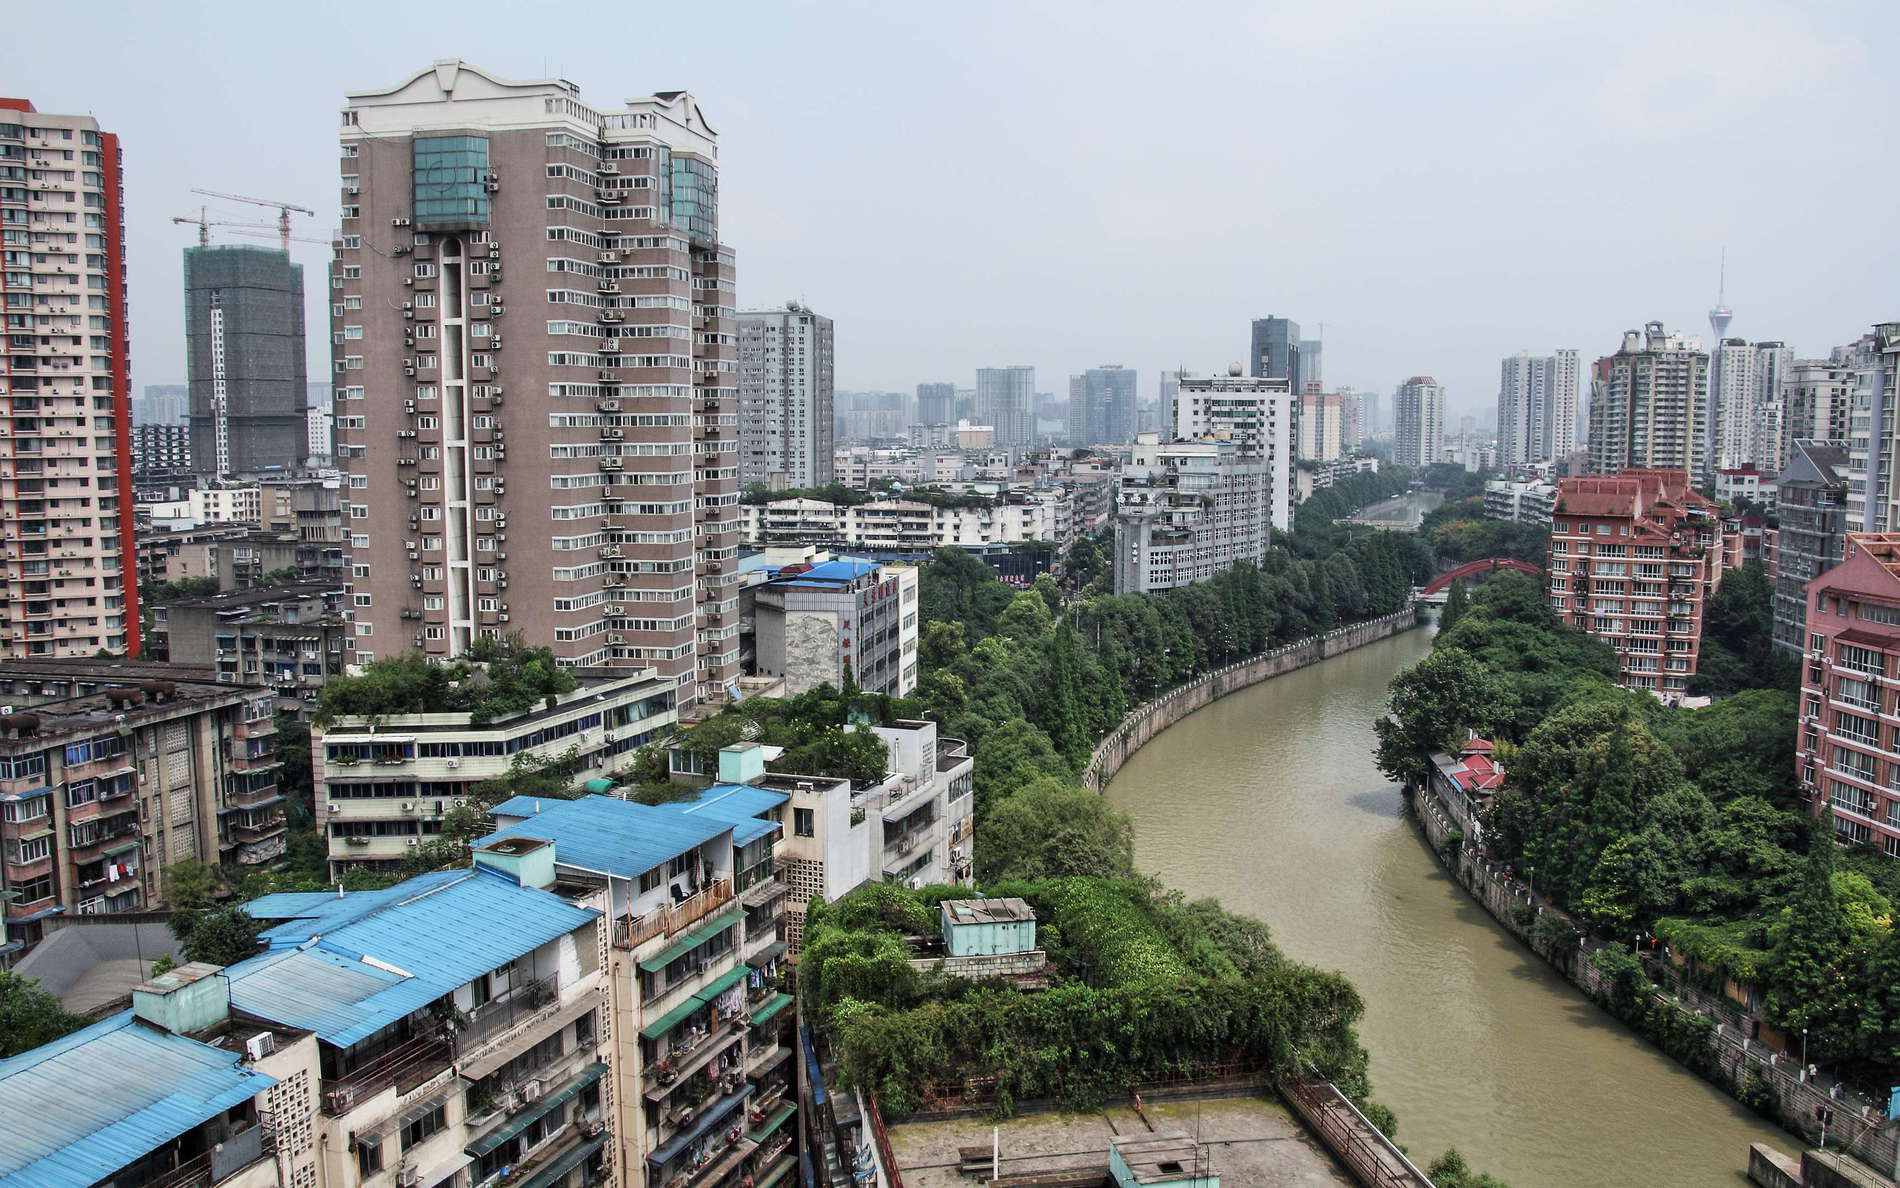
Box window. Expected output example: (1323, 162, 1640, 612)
(795, 807, 815, 838)
(413, 135, 491, 227)
(639, 868, 662, 893)
(402, 1103, 446, 1150)
(1840, 644, 1884, 677)
(355, 1138, 383, 1178)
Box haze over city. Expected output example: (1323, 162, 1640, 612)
(11, 0, 1899, 416)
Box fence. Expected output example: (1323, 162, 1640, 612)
(1279, 1078, 1435, 1188)
(1411, 778, 1900, 1178)
(1082, 608, 1422, 791)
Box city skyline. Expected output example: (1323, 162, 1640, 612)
(7, 0, 1896, 421)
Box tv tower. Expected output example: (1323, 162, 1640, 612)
(1708, 249, 1733, 345)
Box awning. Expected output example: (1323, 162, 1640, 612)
(0, 785, 53, 803)
(745, 941, 787, 969)
(419, 1153, 472, 1188)
(465, 1063, 607, 1157)
(640, 965, 752, 1040)
(758, 1153, 796, 1188)
(647, 1084, 754, 1167)
(460, 996, 601, 1081)
(518, 1132, 608, 1188)
(638, 909, 743, 973)
(101, 841, 139, 857)
(747, 1101, 795, 1144)
(749, 993, 792, 1028)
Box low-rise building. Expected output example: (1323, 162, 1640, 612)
(1483, 478, 1557, 525)
(1715, 466, 1771, 509)
(1546, 470, 1728, 696)
(315, 668, 678, 877)
(0, 661, 281, 945)
(1797, 533, 1900, 856)
(153, 583, 348, 710)
(743, 493, 1067, 553)
(1773, 441, 1852, 657)
(136, 523, 253, 590)
(1113, 434, 1269, 594)
(751, 560, 918, 697)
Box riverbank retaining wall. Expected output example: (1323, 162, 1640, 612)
(1411, 780, 1900, 1179)
(1083, 608, 1422, 792)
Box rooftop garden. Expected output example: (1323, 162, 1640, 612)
(312, 633, 576, 727)
(801, 877, 1371, 1118)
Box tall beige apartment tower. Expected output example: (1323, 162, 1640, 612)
(334, 62, 740, 706)
(0, 102, 140, 658)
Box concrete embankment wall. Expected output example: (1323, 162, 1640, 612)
(1083, 608, 1422, 792)
(1412, 781, 1900, 1178)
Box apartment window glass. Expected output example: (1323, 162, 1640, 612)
(413, 135, 490, 227)
(794, 807, 815, 837)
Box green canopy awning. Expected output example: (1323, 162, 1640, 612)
(639, 964, 752, 1040)
(637, 908, 743, 973)
(758, 1151, 796, 1188)
(748, 993, 793, 1028)
(464, 1063, 607, 1157)
(747, 1101, 795, 1144)
(693, 964, 750, 1008)
(517, 1133, 607, 1188)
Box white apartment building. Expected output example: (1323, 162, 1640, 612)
(1710, 339, 1792, 473)
(1173, 370, 1294, 531)
(0, 103, 140, 658)
(1298, 391, 1343, 462)
(1393, 377, 1445, 467)
(737, 302, 834, 489)
(741, 493, 1067, 552)
(1845, 324, 1900, 534)
(1783, 356, 1855, 464)
(1112, 434, 1269, 594)
(1483, 478, 1556, 525)
(139, 485, 265, 529)
(314, 668, 677, 877)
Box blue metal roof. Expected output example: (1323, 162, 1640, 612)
(228, 868, 599, 1047)
(482, 795, 729, 880)
(654, 783, 787, 846)
(772, 559, 876, 585)
(0, 1010, 277, 1186)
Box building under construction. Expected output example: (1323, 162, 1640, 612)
(183, 244, 307, 475)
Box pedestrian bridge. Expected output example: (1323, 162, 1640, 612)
(1417, 557, 1543, 603)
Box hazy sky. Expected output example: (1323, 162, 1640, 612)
(11, 0, 1898, 418)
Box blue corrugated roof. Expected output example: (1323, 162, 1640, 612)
(228, 867, 599, 1047)
(0, 1011, 277, 1186)
(482, 795, 729, 879)
(772, 559, 876, 585)
(654, 783, 787, 846)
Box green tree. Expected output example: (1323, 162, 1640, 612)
(996, 590, 1055, 641)
(979, 777, 1135, 881)
(1763, 823, 1863, 1060)
(1439, 579, 1469, 632)
(1037, 624, 1094, 770)
(1426, 1148, 1510, 1188)
(1373, 648, 1516, 786)
(164, 859, 222, 909)
(170, 904, 263, 967)
(0, 970, 84, 1057)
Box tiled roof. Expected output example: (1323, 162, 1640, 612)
(0, 1011, 276, 1186)
(230, 867, 599, 1047)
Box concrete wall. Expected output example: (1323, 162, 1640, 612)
(1083, 609, 1421, 791)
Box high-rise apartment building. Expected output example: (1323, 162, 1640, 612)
(1393, 376, 1445, 467)
(1336, 386, 1363, 454)
(1710, 338, 1791, 473)
(1067, 364, 1136, 446)
(1496, 349, 1581, 468)
(1796, 532, 1900, 856)
(1546, 470, 1728, 696)
(1586, 322, 1708, 479)
(1172, 370, 1294, 532)
(185, 245, 307, 477)
(976, 365, 1034, 447)
(332, 62, 740, 707)
(1113, 435, 1269, 593)
(1249, 316, 1302, 389)
(1297, 390, 1343, 461)
(0, 102, 139, 658)
(1772, 439, 1850, 657)
(1783, 357, 1854, 464)
(915, 381, 954, 426)
(737, 301, 833, 489)
(1297, 338, 1323, 388)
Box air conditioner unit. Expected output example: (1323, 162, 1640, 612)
(521, 1080, 543, 1102)
(392, 217, 411, 228)
(401, 801, 416, 812)
(406, 838, 419, 847)
(484, 182, 500, 193)
(396, 1169, 421, 1188)
(499, 613, 510, 622)
(446, 758, 460, 769)
(244, 1031, 275, 1060)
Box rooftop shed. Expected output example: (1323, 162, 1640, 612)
(939, 897, 1036, 957)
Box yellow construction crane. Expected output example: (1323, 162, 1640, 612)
(189, 188, 315, 252)
(170, 207, 279, 246)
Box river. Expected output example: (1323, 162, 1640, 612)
(1103, 623, 1794, 1187)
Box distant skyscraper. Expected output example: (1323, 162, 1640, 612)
(915, 382, 955, 426)
(1249, 317, 1302, 389)
(1360, 390, 1383, 440)
(1298, 391, 1343, 461)
(1159, 370, 1185, 439)
(1496, 349, 1580, 468)
(1336, 387, 1363, 451)
(185, 244, 307, 476)
(0, 101, 139, 657)
(136, 384, 189, 425)
(1068, 365, 1137, 446)
(1586, 322, 1709, 477)
(738, 302, 834, 488)
(1297, 338, 1322, 388)
(1782, 357, 1855, 462)
(976, 365, 1034, 447)
(1710, 339, 1791, 472)
(1393, 377, 1445, 467)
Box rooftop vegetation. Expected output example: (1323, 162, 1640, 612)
(312, 633, 576, 727)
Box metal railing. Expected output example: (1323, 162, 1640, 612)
(320, 1031, 454, 1115)
(615, 878, 733, 950)
(1282, 1078, 1434, 1188)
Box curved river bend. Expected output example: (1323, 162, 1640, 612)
(1105, 625, 1793, 1187)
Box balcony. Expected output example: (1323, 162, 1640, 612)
(320, 1030, 454, 1114)
(141, 1123, 277, 1188)
(614, 877, 732, 950)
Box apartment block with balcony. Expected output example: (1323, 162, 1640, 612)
(750, 559, 917, 698)
(1796, 533, 1900, 857)
(0, 661, 281, 946)
(479, 790, 797, 1188)
(336, 62, 740, 703)
(153, 581, 346, 708)
(1546, 470, 1728, 696)
(314, 667, 677, 877)
(0, 102, 141, 658)
(1112, 434, 1269, 594)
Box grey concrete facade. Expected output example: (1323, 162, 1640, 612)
(184, 245, 307, 477)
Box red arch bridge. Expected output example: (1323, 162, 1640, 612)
(1418, 557, 1543, 601)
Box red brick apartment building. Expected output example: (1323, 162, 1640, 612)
(1797, 533, 1900, 855)
(1546, 470, 1728, 696)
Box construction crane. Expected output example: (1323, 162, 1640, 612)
(229, 228, 331, 247)
(189, 188, 315, 251)
(171, 208, 279, 246)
